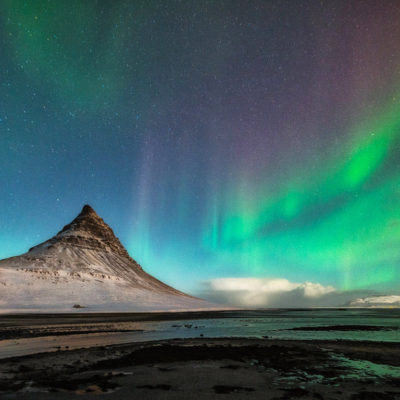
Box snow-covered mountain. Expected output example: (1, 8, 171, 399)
(0, 205, 219, 312)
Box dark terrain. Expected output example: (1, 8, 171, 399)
(0, 338, 399, 399)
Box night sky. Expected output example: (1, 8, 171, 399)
(1, 1, 400, 300)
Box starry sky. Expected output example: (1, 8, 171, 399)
(1, 0, 400, 298)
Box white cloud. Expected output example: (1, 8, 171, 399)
(199, 277, 389, 308)
(302, 281, 336, 298)
(209, 278, 299, 293)
(349, 295, 400, 307)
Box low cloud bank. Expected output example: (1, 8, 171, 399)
(348, 295, 400, 307)
(199, 277, 395, 308)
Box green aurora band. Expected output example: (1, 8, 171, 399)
(204, 97, 400, 291)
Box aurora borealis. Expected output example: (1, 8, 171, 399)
(1, 1, 400, 303)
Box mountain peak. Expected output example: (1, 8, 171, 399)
(30, 205, 134, 260)
(80, 204, 98, 217)
(66, 204, 108, 230)
(58, 204, 108, 236)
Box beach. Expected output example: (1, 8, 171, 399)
(0, 338, 399, 399)
(0, 311, 399, 399)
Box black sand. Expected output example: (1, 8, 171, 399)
(0, 312, 399, 399)
(0, 338, 399, 399)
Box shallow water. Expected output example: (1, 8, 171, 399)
(1, 309, 399, 359)
(158, 308, 400, 342)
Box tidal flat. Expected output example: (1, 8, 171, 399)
(0, 310, 399, 399)
(0, 338, 400, 399)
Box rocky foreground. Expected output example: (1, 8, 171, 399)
(0, 338, 399, 399)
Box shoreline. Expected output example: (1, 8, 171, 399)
(2, 337, 400, 365)
(0, 306, 396, 316)
(1, 337, 399, 399)
(1, 309, 399, 361)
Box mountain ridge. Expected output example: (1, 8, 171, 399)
(0, 205, 219, 312)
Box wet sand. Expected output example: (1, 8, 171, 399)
(0, 311, 239, 329)
(0, 311, 240, 359)
(0, 338, 399, 399)
(1, 312, 399, 398)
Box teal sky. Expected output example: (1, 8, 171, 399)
(1, 1, 400, 299)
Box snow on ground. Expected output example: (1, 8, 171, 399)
(0, 266, 219, 312)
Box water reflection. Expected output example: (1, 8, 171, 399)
(1, 309, 399, 359)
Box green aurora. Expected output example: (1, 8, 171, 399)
(204, 96, 400, 291)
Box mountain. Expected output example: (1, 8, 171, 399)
(0, 205, 219, 312)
